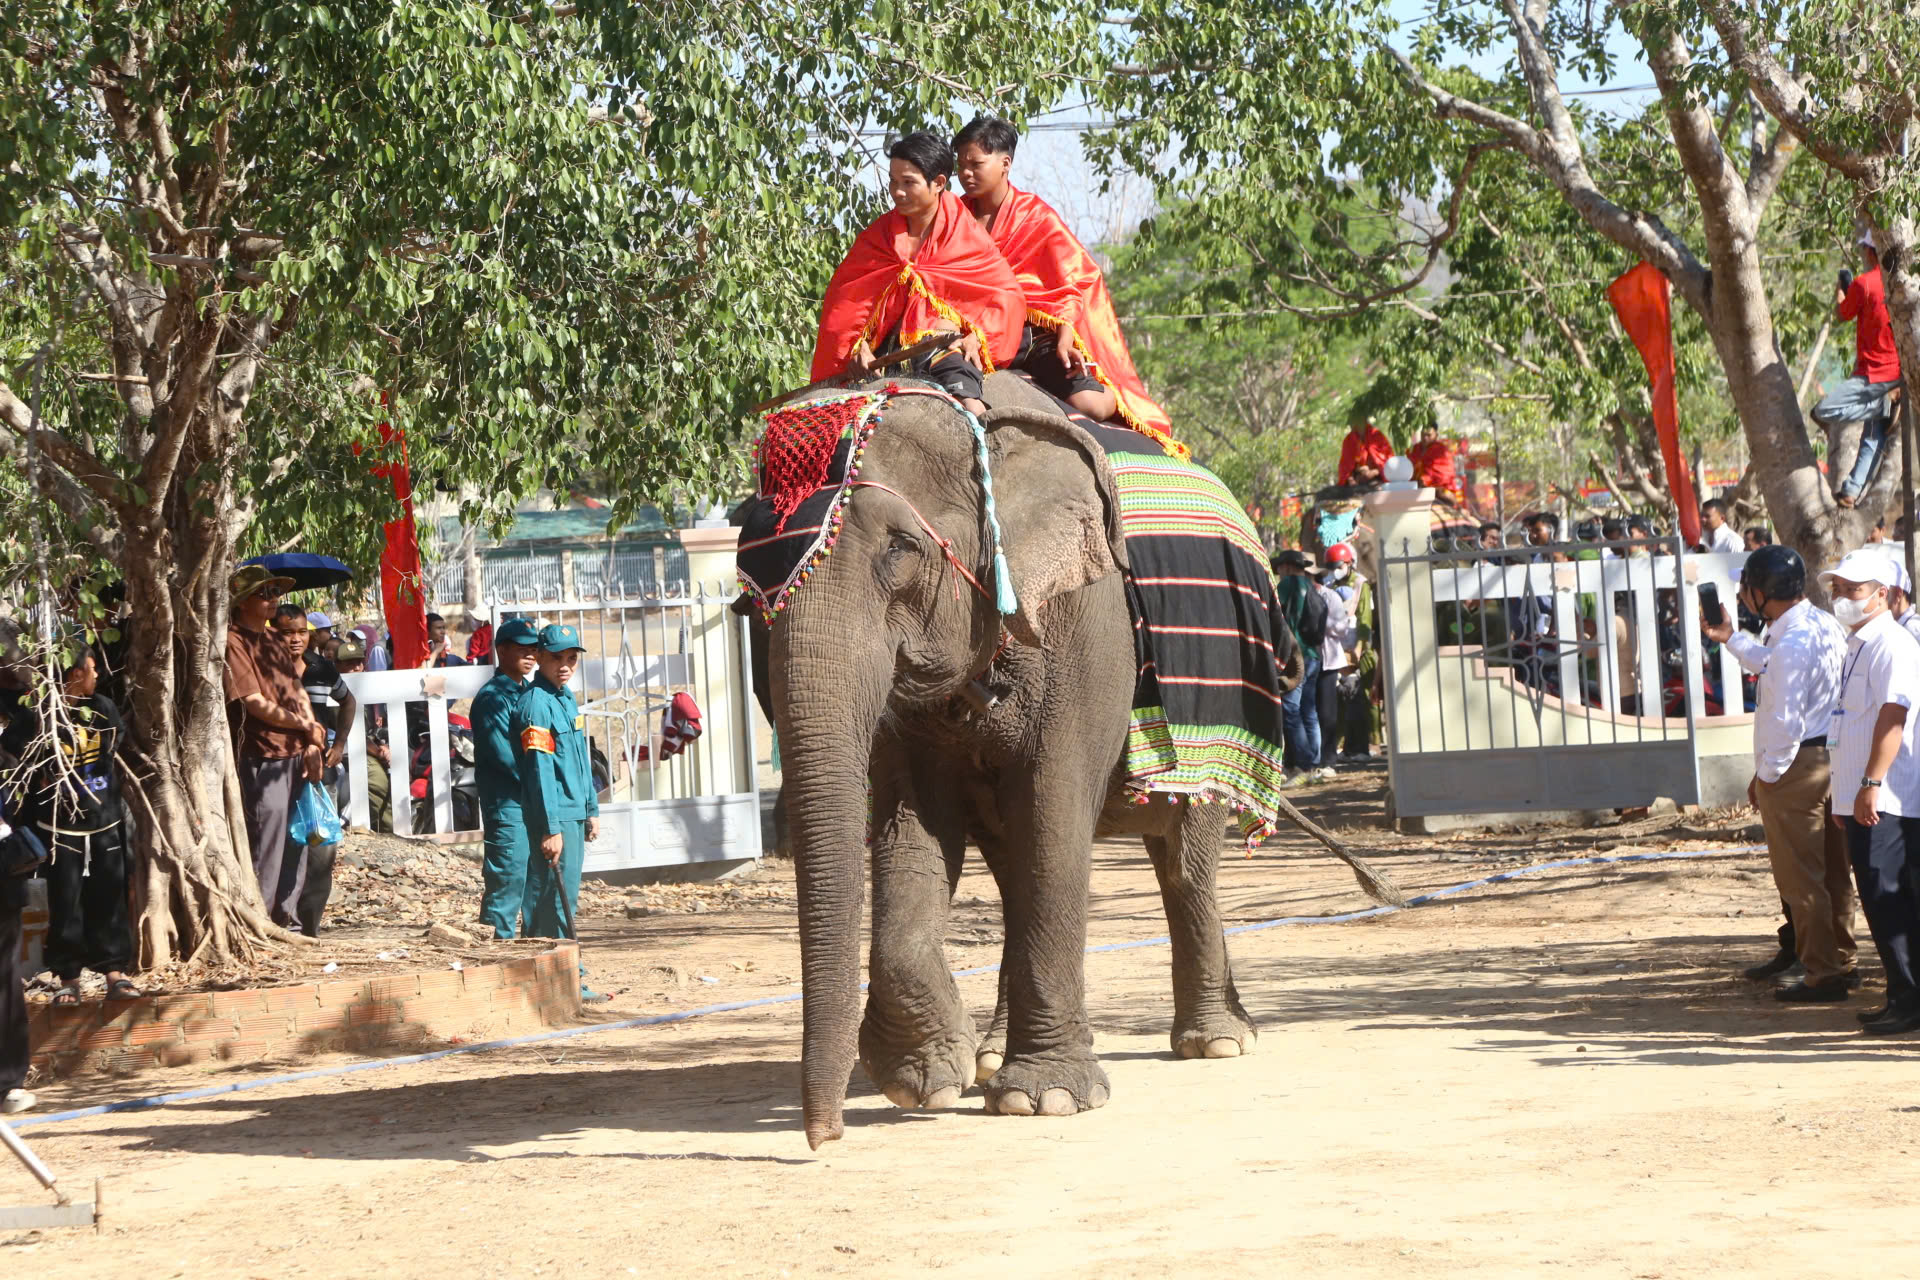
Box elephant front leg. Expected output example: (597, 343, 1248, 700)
(972, 834, 1012, 1084)
(982, 771, 1111, 1118)
(859, 760, 977, 1110)
(1146, 801, 1256, 1059)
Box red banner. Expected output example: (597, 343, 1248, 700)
(353, 394, 429, 670)
(1607, 262, 1701, 547)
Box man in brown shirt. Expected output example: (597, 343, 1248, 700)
(225, 565, 324, 928)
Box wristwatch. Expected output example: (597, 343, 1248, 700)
(1862, 777, 1884, 788)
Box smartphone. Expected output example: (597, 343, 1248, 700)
(1840, 269, 1855, 293)
(1698, 582, 1726, 628)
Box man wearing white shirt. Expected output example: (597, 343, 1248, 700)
(1705, 546, 1853, 998)
(1701, 499, 1742, 554)
(1820, 551, 1920, 1033)
(1879, 554, 1920, 647)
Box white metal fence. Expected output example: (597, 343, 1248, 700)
(1375, 512, 1752, 816)
(339, 584, 762, 872)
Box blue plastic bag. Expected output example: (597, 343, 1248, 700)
(289, 781, 344, 848)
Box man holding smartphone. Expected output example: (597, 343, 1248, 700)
(1704, 546, 1852, 998)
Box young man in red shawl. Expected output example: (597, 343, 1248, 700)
(813, 132, 1025, 417)
(953, 115, 1185, 458)
(1407, 421, 1460, 500)
(1337, 416, 1393, 487)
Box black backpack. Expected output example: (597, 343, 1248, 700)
(1294, 582, 1329, 649)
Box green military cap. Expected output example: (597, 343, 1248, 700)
(495, 617, 541, 647)
(537, 623, 585, 654)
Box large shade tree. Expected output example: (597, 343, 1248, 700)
(1093, 0, 1911, 569)
(0, 0, 1092, 965)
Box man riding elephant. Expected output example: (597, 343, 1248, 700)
(814, 131, 1026, 419)
(953, 114, 1184, 458)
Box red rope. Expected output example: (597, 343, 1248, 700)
(847, 480, 996, 604)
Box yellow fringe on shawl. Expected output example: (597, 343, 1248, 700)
(1024, 306, 1190, 461)
(860, 266, 1000, 374)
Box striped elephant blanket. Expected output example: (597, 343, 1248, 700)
(1072, 420, 1294, 842)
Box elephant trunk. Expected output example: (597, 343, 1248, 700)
(772, 608, 888, 1150)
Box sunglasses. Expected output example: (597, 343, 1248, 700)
(256, 588, 285, 600)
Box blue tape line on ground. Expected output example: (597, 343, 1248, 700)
(11, 843, 1761, 1131)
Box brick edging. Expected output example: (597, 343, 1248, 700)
(28, 941, 581, 1079)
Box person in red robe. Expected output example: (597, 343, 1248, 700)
(1337, 418, 1393, 487)
(813, 132, 1025, 416)
(1407, 422, 1459, 498)
(953, 116, 1186, 459)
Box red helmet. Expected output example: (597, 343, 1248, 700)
(1323, 542, 1356, 565)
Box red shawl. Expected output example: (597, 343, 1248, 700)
(970, 185, 1183, 455)
(812, 191, 1025, 382)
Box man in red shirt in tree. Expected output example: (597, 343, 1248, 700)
(1338, 416, 1393, 488)
(1408, 421, 1459, 498)
(1815, 232, 1904, 507)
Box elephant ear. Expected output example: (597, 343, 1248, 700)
(981, 407, 1128, 645)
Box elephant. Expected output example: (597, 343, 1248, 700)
(752, 372, 1303, 1149)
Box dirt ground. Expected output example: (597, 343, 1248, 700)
(6, 769, 1917, 1277)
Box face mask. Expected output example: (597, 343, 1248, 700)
(1325, 565, 1350, 583)
(1833, 593, 1881, 629)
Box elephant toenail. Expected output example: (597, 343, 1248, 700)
(882, 1084, 919, 1109)
(1204, 1038, 1242, 1058)
(996, 1090, 1036, 1116)
(1037, 1087, 1077, 1116)
(922, 1085, 963, 1109)
(974, 1051, 1004, 1084)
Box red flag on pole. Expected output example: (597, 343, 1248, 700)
(353, 393, 429, 669)
(1607, 261, 1702, 548)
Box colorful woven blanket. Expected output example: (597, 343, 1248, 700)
(736, 382, 1294, 842)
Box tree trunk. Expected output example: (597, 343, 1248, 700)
(119, 349, 306, 968)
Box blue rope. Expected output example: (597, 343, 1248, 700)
(960, 401, 1019, 616)
(11, 844, 1760, 1132)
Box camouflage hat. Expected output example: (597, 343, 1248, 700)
(229, 564, 297, 602)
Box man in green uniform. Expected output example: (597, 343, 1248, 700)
(513, 624, 602, 997)
(472, 617, 541, 938)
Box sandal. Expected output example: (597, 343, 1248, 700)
(50, 984, 81, 1006)
(106, 977, 142, 1000)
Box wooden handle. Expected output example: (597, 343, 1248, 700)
(752, 333, 962, 415)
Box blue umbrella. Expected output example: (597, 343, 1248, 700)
(240, 553, 354, 592)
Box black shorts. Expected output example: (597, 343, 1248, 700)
(876, 332, 985, 402)
(1014, 324, 1106, 402)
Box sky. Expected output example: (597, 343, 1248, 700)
(937, 2, 1665, 248)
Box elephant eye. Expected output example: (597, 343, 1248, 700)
(887, 531, 922, 556)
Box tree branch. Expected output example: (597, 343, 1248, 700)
(1700, 0, 1877, 182)
(0, 379, 127, 507)
(1745, 102, 1799, 215)
(1385, 36, 1705, 302)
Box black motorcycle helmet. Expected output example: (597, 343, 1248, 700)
(1742, 544, 1805, 605)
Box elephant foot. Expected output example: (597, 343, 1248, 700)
(973, 1049, 1004, 1085)
(982, 1051, 1111, 1117)
(860, 1022, 978, 1111)
(1172, 1011, 1258, 1060)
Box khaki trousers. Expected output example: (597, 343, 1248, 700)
(1753, 745, 1857, 983)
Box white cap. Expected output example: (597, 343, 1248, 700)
(1881, 550, 1913, 594)
(1819, 549, 1901, 589)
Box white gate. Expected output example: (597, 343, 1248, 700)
(1367, 488, 1755, 818)
(339, 584, 762, 872)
